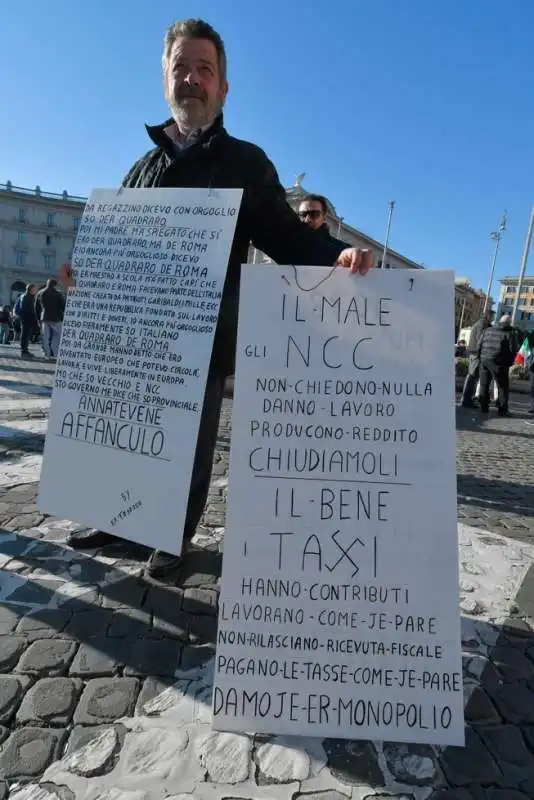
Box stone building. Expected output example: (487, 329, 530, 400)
(0, 181, 85, 306)
(496, 276, 534, 330)
(454, 277, 492, 338)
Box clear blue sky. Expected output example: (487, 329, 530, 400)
(2, 1, 533, 294)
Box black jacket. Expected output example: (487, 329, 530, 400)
(19, 292, 37, 324)
(478, 323, 518, 366)
(121, 115, 346, 376)
(313, 223, 348, 251)
(467, 317, 489, 355)
(36, 286, 65, 323)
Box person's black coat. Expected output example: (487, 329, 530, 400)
(312, 222, 349, 252)
(36, 286, 65, 323)
(121, 115, 346, 376)
(19, 292, 37, 325)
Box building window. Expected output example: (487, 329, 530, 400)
(18, 207, 26, 223)
(17, 231, 26, 244)
(73, 217, 80, 231)
(44, 255, 55, 271)
(46, 235, 52, 246)
(47, 212, 56, 227)
(16, 252, 25, 267)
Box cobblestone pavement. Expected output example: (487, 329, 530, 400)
(0, 344, 533, 799)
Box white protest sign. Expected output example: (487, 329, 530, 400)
(213, 265, 463, 746)
(38, 187, 242, 555)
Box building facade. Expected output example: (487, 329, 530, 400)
(248, 179, 424, 271)
(496, 276, 534, 330)
(454, 278, 492, 338)
(2, 177, 424, 307)
(0, 182, 86, 306)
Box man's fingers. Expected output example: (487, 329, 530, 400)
(336, 247, 374, 274)
(360, 249, 374, 275)
(349, 248, 363, 273)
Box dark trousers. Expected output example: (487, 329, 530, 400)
(461, 355, 480, 405)
(479, 360, 509, 413)
(20, 320, 31, 352)
(183, 375, 225, 541)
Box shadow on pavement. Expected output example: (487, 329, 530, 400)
(456, 407, 534, 434)
(457, 474, 534, 518)
(0, 529, 219, 668)
(0, 528, 533, 794)
(0, 363, 55, 378)
(0, 379, 52, 397)
(0, 426, 46, 446)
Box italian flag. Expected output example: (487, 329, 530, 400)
(515, 336, 532, 366)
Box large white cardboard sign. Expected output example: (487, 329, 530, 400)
(213, 265, 463, 746)
(38, 187, 242, 554)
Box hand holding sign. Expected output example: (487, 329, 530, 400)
(336, 247, 374, 275)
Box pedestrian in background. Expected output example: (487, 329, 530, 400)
(477, 314, 518, 416)
(298, 195, 347, 245)
(0, 306, 11, 345)
(35, 278, 65, 359)
(18, 284, 38, 359)
(461, 309, 494, 408)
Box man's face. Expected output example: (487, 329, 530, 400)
(298, 200, 326, 231)
(164, 37, 228, 132)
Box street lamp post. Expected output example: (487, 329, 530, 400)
(511, 206, 534, 327)
(483, 211, 507, 314)
(381, 201, 395, 269)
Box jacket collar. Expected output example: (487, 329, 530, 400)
(310, 222, 333, 238)
(146, 113, 226, 156)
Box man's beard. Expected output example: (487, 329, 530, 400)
(169, 92, 222, 134)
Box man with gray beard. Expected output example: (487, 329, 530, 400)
(62, 18, 374, 578)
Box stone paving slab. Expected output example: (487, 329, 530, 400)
(0, 346, 534, 799)
(0, 519, 531, 798)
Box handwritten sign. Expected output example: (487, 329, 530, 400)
(213, 265, 463, 746)
(38, 188, 242, 554)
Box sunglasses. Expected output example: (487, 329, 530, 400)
(298, 209, 322, 219)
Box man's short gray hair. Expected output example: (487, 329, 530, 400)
(162, 19, 227, 81)
(500, 314, 512, 324)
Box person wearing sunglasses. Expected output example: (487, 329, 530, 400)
(298, 195, 347, 248)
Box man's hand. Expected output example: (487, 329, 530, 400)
(336, 248, 374, 275)
(59, 263, 76, 288)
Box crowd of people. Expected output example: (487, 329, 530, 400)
(0, 279, 65, 360)
(460, 310, 534, 416)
